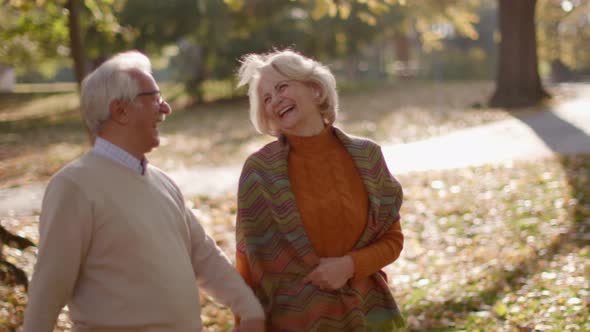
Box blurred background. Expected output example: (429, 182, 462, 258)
(1, 1, 590, 331)
(1, 0, 589, 103)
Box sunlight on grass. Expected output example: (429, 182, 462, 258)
(388, 155, 589, 331)
(1, 81, 514, 188)
(13, 83, 77, 94)
(0, 92, 79, 122)
(1, 81, 588, 331)
(1, 154, 588, 331)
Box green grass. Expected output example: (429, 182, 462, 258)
(1, 80, 509, 188)
(3, 155, 586, 331)
(394, 155, 590, 331)
(1, 81, 588, 331)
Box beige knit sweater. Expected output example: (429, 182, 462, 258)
(24, 152, 263, 332)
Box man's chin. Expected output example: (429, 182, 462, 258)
(145, 140, 160, 153)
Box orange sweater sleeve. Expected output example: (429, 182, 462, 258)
(236, 251, 254, 288)
(349, 220, 403, 280)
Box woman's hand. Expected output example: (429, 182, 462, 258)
(302, 255, 355, 291)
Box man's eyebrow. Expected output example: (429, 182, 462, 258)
(136, 90, 161, 97)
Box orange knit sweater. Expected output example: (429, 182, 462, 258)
(236, 127, 403, 285)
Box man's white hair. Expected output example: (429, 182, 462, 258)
(237, 49, 339, 137)
(81, 51, 152, 134)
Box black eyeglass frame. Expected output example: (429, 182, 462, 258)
(134, 90, 163, 104)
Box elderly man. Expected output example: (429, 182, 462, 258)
(23, 51, 264, 332)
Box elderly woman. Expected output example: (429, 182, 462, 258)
(235, 49, 405, 331)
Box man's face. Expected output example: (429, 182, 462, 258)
(126, 70, 171, 155)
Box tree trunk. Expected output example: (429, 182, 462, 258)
(186, 45, 207, 104)
(66, 0, 94, 143)
(489, 0, 550, 108)
(66, 0, 86, 87)
(393, 32, 413, 79)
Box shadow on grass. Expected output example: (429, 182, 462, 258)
(0, 91, 84, 134)
(406, 156, 589, 331)
(407, 86, 590, 330)
(0, 91, 73, 110)
(0, 114, 87, 162)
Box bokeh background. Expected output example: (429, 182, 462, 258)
(1, 0, 589, 331)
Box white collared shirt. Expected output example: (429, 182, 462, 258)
(93, 137, 147, 175)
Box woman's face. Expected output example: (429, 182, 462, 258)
(257, 67, 325, 137)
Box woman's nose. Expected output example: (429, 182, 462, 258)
(271, 93, 282, 107)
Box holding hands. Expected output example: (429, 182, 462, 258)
(302, 255, 355, 291)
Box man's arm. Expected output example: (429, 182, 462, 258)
(23, 176, 92, 332)
(185, 208, 265, 325)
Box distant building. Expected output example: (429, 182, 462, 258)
(0, 64, 15, 92)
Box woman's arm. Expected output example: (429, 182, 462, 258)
(349, 221, 403, 280)
(236, 251, 255, 288)
(302, 221, 403, 290)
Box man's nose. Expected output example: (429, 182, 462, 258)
(159, 101, 172, 115)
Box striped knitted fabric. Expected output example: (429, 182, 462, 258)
(237, 127, 406, 331)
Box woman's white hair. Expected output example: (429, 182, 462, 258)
(237, 49, 339, 136)
(81, 50, 152, 134)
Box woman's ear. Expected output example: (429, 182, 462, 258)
(308, 82, 323, 99)
(109, 99, 129, 125)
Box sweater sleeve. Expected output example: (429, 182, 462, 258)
(236, 251, 254, 288)
(349, 220, 404, 280)
(186, 208, 264, 320)
(23, 176, 93, 332)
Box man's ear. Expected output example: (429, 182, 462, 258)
(109, 99, 129, 125)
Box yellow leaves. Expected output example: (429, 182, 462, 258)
(364, 0, 390, 15)
(309, 0, 387, 22)
(445, 6, 480, 40)
(335, 32, 347, 53)
(338, 2, 352, 19)
(223, 0, 245, 12)
(310, 0, 337, 20)
(357, 11, 377, 26)
(7, 0, 61, 9)
(84, 0, 121, 34)
(419, 30, 444, 52)
(494, 303, 507, 317)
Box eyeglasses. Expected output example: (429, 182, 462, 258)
(135, 90, 164, 105)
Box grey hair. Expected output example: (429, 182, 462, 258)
(237, 49, 339, 136)
(80, 50, 152, 134)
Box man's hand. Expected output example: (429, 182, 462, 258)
(234, 318, 265, 332)
(302, 256, 355, 291)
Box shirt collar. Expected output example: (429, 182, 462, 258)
(93, 137, 147, 175)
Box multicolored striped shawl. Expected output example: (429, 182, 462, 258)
(237, 127, 405, 331)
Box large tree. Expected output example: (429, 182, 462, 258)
(66, 0, 85, 86)
(295, 0, 552, 108)
(537, 0, 590, 82)
(1, 0, 126, 84)
(489, 0, 550, 108)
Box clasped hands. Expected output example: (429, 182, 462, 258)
(302, 255, 355, 291)
(233, 256, 354, 331)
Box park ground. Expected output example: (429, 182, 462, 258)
(0, 81, 588, 331)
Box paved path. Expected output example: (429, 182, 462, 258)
(1, 84, 589, 217)
(382, 91, 590, 173)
